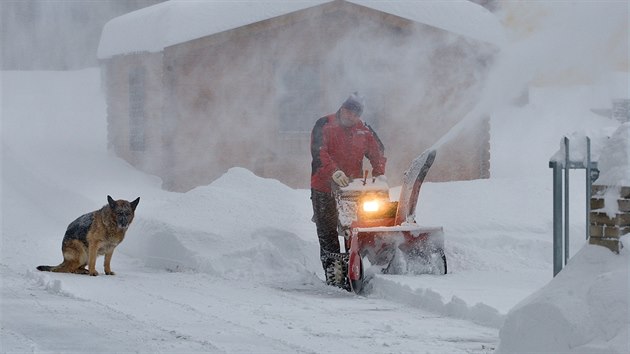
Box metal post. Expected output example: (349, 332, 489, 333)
(564, 137, 570, 265)
(586, 137, 591, 240)
(550, 136, 598, 276)
(551, 161, 563, 276)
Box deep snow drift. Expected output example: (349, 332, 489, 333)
(1, 62, 627, 354)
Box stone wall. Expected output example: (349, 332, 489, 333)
(589, 185, 630, 253)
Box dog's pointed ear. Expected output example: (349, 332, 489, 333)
(107, 195, 116, 208)
(131, 197, 140, 211)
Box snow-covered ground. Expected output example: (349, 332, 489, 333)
(1, 63, 627, 353)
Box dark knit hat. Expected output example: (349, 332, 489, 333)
(341, 92, 364, 116)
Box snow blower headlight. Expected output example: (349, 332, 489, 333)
(357, 195, 397, 220)
(362, 199, 381, 213)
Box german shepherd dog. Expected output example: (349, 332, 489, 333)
(37, 196, 140, 276)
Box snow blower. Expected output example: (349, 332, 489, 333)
(328, 149, 446, 293)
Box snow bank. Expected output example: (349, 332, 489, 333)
(496, 237, 630, 354)
(370, 277, 505, 329)
(122, 167, 322, 284)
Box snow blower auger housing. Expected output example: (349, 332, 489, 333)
(329, 149, 446, 293)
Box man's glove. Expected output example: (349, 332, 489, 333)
(332, 170, 350, 187)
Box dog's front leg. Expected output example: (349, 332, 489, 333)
(88, 242, 100, 276)
(104, 251, 115, 275)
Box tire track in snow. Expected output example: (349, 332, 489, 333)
(266, 279, 499, 353)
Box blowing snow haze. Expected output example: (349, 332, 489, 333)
(1, 1, 629, 353)
(92, 0, 505, 191)
(1, 0, 163, 70)
(432, 1, 628, 153)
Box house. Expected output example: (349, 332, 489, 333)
(98, 0, 505, 192)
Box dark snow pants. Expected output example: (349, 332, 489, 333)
(311, 189, 340, 270)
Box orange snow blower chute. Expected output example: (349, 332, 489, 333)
(331, 149, 446, 293)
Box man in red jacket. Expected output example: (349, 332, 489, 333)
(310, 92, 387, 279)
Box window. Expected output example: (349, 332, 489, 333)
(277, 62, 321, 133)
(128, 67, 145, 151)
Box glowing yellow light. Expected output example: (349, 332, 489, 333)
(363, 200, 380, 212)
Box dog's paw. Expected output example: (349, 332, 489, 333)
(105, 271, 116, 276)
(89, 271, 99, 276)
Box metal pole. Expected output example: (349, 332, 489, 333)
(586, 137, 591, 240)
(564, 137, 570, 265)
(551, 161, 563, 276)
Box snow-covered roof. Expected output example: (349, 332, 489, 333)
(352, 0, 505, 45)
(97, 0, 505, 59)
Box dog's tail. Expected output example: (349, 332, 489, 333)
(36, 265, 53, 272)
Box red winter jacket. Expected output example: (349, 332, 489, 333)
(310, 112, 387, 193)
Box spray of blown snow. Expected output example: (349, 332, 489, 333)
(431, 2, 627, 154)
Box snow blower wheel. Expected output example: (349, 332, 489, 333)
(349, 257, 364, 294)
